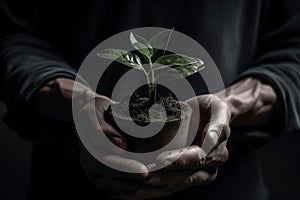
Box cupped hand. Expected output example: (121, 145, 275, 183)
(115, 94, 231, 199)
(77, 94, 151, 196)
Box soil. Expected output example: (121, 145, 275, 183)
(113, 94, 188, 125)
(106, 94, 192, 153)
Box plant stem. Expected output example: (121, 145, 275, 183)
(148, 81, 155, 105)
(146, 73, 150, 86)
(149, 60, 157, 104)
(149, 60, 155, 84)
(162, 27, 174, 56)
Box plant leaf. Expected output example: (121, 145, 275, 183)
(148, 29, 174, 60)
(155, 68, 186, 83)
(97, 48, 143, 70)
(154, 54, 205, 82)
(130, 32, 153, 60)
(151, 63, 173, 71)
(154, 54, 203, 68)
(155, 65, 205, 83)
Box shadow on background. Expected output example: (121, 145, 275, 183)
(260, 132, 300, 200)
(0, 102, 31, 200)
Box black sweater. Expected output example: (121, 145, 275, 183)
(0, 0, 300, 137)
(1, 1, 300, 199)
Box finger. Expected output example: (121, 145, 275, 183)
(80, 149, 148, 179)
(79, 100, 127, 150)
(185, 167, 218, 185)
(112, 186, 176, 200)
(201, 97, 230, 153)
(154, 145, 206, 170)
(147, 168, 218, 188)
(201, 124, 230, 154)
(95, 104, 128, 149)
(154, 142, 227, 171)
(98, 117, 128, 149)
(103, 155, 149, 179)
(205, 140, 229, 165)
(147, 171, 190, 188)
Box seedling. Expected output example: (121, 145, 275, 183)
(97, 29, 205, 104)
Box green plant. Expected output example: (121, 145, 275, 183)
(97, 29, 205, 104)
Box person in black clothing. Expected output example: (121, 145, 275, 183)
(0, 0, 300, 199)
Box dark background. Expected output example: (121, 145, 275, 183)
(0, 102, 31, 200)
(0, 99, 300, 199)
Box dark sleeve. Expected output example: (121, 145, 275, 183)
(0, 1, 81, 140)
(237, 0, 300, 133)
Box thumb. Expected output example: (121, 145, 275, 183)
(200, 98, 230, 154)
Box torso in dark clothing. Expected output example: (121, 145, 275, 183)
(1, 0, 300, 199)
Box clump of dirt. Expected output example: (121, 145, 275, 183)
(111, 94, 189, 126)
(106, 94, 192, 153)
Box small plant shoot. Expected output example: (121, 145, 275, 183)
(97, 29, 205, 104)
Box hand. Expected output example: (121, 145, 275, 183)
(78, 95, 151, 194)
(223, 77, 277, 128)
(35, 78, 150, 196)
(115, 94, 231, 200)
(115, 77, 278, 199)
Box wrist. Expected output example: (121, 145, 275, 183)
(225, 77, 277, 128)
(34, 78, 96, 122)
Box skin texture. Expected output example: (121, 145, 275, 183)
(35, 77, 277, 199)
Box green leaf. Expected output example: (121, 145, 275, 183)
(97, 48, 143, 70)
(154, 54, 205, 82)
(148, 29, 174, 59)
(154, 54, 203, 68)
(151, 63, 172, 71)
(155, 65, 205, 83)
(130, 32, 153, 60)
(155, 68, 186, 83)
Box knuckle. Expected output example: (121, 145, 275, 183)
(185, 146, 206, 168)
(184, 176, 194, 187)
(195, 150, 206, 167)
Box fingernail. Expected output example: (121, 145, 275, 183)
(209, 130, 219, 144)
(138, 166, 148, 178)
(201, 131, 219, 154)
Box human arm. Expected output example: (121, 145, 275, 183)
(113, 77, 278, 200)
(34, 77, 151, 195)
(0, 0, 82, 139)
(0, 1, 150, 194)
(117, 1, 300, 198)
